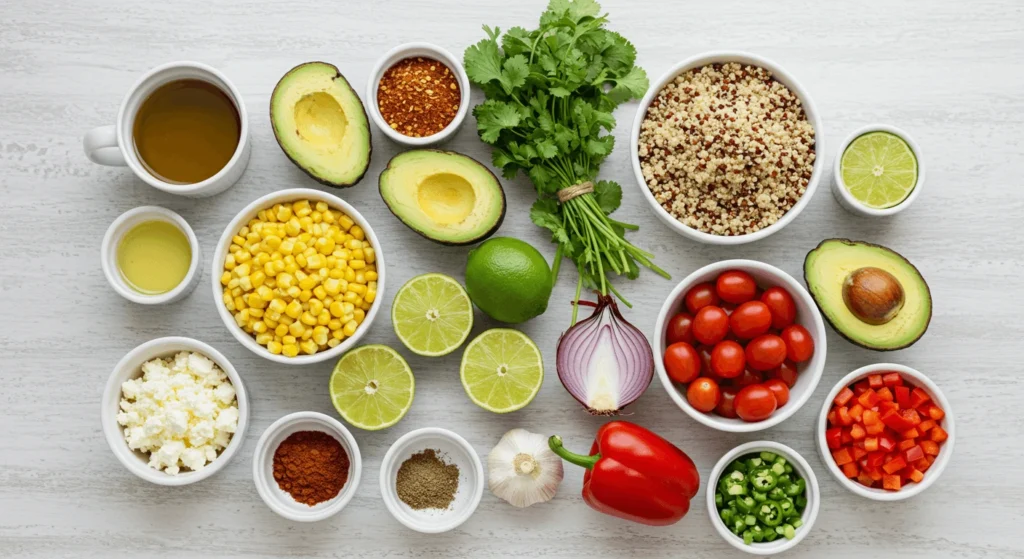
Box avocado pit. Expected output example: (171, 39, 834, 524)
(293, 91, 348, 149)
(842, 267, 905, 325)
(418, 172, 476, 225)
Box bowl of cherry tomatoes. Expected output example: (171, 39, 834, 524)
(654, 260, 827, 433)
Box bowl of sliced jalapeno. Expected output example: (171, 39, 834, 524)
(707, 441, 820, 556)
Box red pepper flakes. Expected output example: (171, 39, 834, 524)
(377, 56, 460, 138)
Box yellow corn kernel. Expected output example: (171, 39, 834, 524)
(328, 268, 345, 279)
(291, 199, 310, 216)
(328, 318, 342, 330)
(323, 278, 342, 296)
(220, 271, 232, 286)
(322, 210, 337, 224)
(294, 289, 309, 302)
(233, 262, 251, 278)
(255, 332, 273, 345)
(235, 250, 252, 264)
(295, 253, 307, 268)
(298, 339, 317, 355)
(308, 299, 324, 317)
(308, 254, 325, 269)
(298, 275, 317, 291)
(267, 340, 283, 355)
(329, 301, 345, 318)
(312, 326, 329, 346)
(269, 298, 287, 314)
(250, 270, 266, 288)
(315, 237, 335, 255)
(327, 338, 341, 348)
(350, 225, 364, 241)
(248, 308, 264, 318)
(348, 283, 366, 296)
(365, 270, 377, 282)
(255, 252, 271, 265)
(264, 235, 282, 251)
(234, 308, 250, 326)
(311, 211, 323, 224)
(282, 343, 299, 357)
(275, 324, 289, 337)
(257, 285, 275, 302)
(275, 205, 292, 221)
(288, 320, 306, 337)
(365, 287, 376, 304)
(274, 260, 286, 273)
(343, 239, 361, 250)
(317, 311, 331, 325)
(251, 320, 268, 334)
(233, 296, 246, 310)
(354, 308, 365, 322)
(286, 285, 301, 299)
(279, 239, 295, 255)
(301, 328, 313, 341)
(282, 335, 296, 345)
(279, 315, 294, 326)
(343, 268, 355, 282)
(338, 214, 354, 231)
(277, 273, 295, 289)
(228, 278, 241, 290)
(263, 316, 277, 329)
(285, 217, 301, 236)
(343, 320, 358, 337)
(263, 261, 276, 276)
(285, 300, 302, 319)
(343, 291, 358, 303)
(332, 329, 346, 340)
(299, 311, 318, 326)
(247, 294, 268, 309)
(349, 260, 366, 270)
(354, 271, 366, 284)
(364, 247, 376, 264)
(224, 254, 237, 271)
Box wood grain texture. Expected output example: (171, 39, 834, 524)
(1, 0, 1023, 557)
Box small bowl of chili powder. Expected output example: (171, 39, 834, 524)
(253, 411, 362, 522)
(368, 42, 470, 145)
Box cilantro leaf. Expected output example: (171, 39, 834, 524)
(607, 65, 649, 105)
(474, 100, 521, 143)
(593, 180, 622, 213)
(500, 54, 530, 94)
(463, 32, 504, 86)
(535, 139, 559, 159)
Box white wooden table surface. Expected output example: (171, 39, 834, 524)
(2, 0, 1022, 557)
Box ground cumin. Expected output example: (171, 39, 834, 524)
(377, 56, 460, 138)
(273, 430, 350, 506)
(395, 448, 460, 510)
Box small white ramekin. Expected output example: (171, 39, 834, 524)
(101, 206, 201, 305)
(630, 51, 824, 245)
(366, 42, 471, 146)
(707, 441, 820, 556)
(817, 363, 955, 501)
(101, 337, 249, 486)
(211, 188, 386, 365)
(252, 411, 362, 522)
(379, 427, 484, 534)
(832, 124, 925, 217)
(653, 260, 827, 433)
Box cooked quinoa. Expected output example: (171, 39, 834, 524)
(638, 63, 816, 236)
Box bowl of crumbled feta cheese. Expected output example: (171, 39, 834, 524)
(102, 337, 249, 486)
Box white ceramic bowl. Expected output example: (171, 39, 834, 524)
(654, 260, 827, 432)
(101, 337, 249, 486)
(816, 363, 955, 501)
(366, 42, 471, 146)
(379, 427, 484, 534)
(832, 124, 925, 217)
(101, 206, 201, 305)
(212, 188, 386, 365)
(630, 51, 824, 245)
(707, 441, 820, 556)
(252, 411, 362, 522)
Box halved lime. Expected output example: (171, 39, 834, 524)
(840, 131, 918, 209)
(392, 273, 473, 357)
(330, 345, 414, 430)
(460, 329, 543, 413)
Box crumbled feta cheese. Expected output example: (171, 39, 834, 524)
(117, 351, 239, 475)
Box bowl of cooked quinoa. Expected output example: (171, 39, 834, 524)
(631, 52, 823, 245)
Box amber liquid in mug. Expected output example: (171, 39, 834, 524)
(132, 79, 241, 184)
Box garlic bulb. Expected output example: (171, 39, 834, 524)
(488, 428, 564, 507)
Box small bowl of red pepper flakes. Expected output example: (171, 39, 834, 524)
(368, 42, 470, 145)
(817, 363, 955, 501)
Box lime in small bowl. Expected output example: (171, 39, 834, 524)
(832, 124, 924, 217)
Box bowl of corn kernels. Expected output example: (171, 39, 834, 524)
(212, 188, 385, 364)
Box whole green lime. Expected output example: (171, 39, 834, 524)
(465, 237, 552, 324)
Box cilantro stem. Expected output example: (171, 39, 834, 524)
(551, 243, 563, 289)
(571, 272, 583, 326)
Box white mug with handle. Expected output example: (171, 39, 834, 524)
(83, 61, 250, 198)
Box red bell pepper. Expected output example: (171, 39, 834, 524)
(825, 427, 843, 450)
(910, 387, 931, 408)
(549, 421, 699, 526)
(882, 372, 902, 387)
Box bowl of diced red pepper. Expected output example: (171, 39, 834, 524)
(817, 363, 954, 500)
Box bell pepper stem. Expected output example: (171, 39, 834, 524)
(548, 435, 600, 469)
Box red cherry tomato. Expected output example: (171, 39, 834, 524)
(733, 367, 764, 388)
(710, 340, 745, 378)
(761, 287, 797, 329)
(729, 301, 773, 339)
(693, 306, 730, 345)
(780, 324, 815, 362)
(764, 379, 791, 407)
(735, 383, 778, 422)
(716, 270, 757, 304)
(697, 345, 714, 377)
(768, 360, 799, 388)
(687, 377, 721, 413)
(715, 386, 739, 419)
(665, 312, 696, 345)
(684, 282, 720, 314)
(745, 334, 788, 371)
(664, 342, 701, 384)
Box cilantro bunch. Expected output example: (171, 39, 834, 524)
(464, 0, 667, 321)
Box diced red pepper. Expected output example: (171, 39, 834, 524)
(925, 404, 946, 421)
(866, 466, 884, 481)
(865, 422, 885, 435)
(827, 409, 838, 426)
(842, 462, 859, 478)
(854, 380, 870, 395)
(898, 439, 917, 451)
(930, 426, 949, 442)
(841, 429, 854, 444)
(878, 400, 898, 414)
(902, 408, 922, 426)
(910, 387, 931, 408)
(866, 451, 887, 469)
(918, 419, 936, 433)
(862, 409, 880, 426)
(850, 423, 866, 440)
(826, 427, 843, 450)
(881, 410, 915, 431)
(856, 472, 876, 487)
(876, 386, 894, 402)
(852, 446, 868, 460)
(838, 406, 853, 426)
(882, 372, 903, 387)
(864, 437, 879, 452)
(883, 455, 908, 474)
(883, 474, 901, 491)
(857, 390, 880, 409)
(920, 440, 940, 456)
(834, 386, 855, 406)
(895, 386, 912, 409)
(849, 403, 864, 421)
(905, 445, 925, 463)
(878, 432, 897, 452)
(868, 374, 884, 389)
(907, 468, 925, 483)
(915, 458, 932, 472)
(901, 428, 921, 439)
(832, 448, 854, 466)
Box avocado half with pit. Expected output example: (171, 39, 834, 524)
(804, 239, 932, 351)
(379, 150, 505, 245)
(270, 62, 371, 187)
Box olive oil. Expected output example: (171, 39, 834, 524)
(133, 79, 241, 184)
(117, 220, 192, 294)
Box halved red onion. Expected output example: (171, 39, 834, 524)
(556, 294, 654, 414)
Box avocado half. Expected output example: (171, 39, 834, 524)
(270, 62, 371, 187)
(804, 239, 932, 351)
(379, 150, 506, 246)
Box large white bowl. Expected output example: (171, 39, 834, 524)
(654, 260, 827, 432)
(101, 337, 249, 486)
(630, 51, 824, 245)
(212, 188, 386, 365)
(816, 363, 955, 501)
(707, 441, 820, 556)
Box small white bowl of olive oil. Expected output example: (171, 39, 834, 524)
(102, 206, 201, 305)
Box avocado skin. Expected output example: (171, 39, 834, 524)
(270, 62, 371, 188)
(804, 238, 932, 351)
(378, 149, 506, 246)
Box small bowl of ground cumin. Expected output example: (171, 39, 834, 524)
(252, 411, 361, 522)
(379, 427, 484, 533)
(368, 42, 470, 146)
(630, 51, 824, 245)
